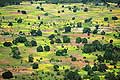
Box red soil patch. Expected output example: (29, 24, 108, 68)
(60, 53, 88, 69)
(0, 67, 32, 76)
(42, 29, 53, 32)
(0, 60, 10, 65)
(10, 12, 21, 14)
(62, 33, 91, 38)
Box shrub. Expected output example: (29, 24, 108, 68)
(56, 50, 67, 56)
(63, 36, 70, 43)
(37, 45, 43, 52)
(21, 10, 27, 14)
(55, 38, 62, 43)
(44, 45, 50, 51)
(76, 37, 82, 43)
(32, 62, 39, 69)
(101, 30, 105, 35)
(2, 71, 13, 79)
(17, 18, 22, 23)
(77, 22, 82, 27)
(82, 38, 88, 43)
(50, 40, 54, 44)
(11, 47, 21, 59)
(65, 26, 71, 33)
(104, 17, 109, 21)
(84, 8, 88, 12)
(93, 29, 98, 34)
(83, 28, 91, 33)
(24, 41, 32, 47)
(3, 42, 12, 47)
(83, 64, 91, 71)
(71, 57, 77, 61)
(31, 40, 37, 46)
(28, 54, 34, 62)
(8, 22, 13, 26)
(53, 65, 59, 71)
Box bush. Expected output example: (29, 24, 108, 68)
(48, 34, 55, 40)
(93, 29, 98, 34)
(83, 43, 96, 53)
(58, 11, 60, 13)
(83, 64, 91, 71)
(11, 47, 21, 59)
(44, 12, 48, 16)
(3, 42, 12, 47)
(15, 36, 27, 43)
(31, 40, 37, 46)
(77, 22, 82, 27)
(50, 40, 54, 44)
(76, 37, 82, 43)
(104, 17, 109, 21)
(56, 50, 67, 56)
(72, 17, 75, 20)
(36, 6, 40, 9)
(8, 22, 13, 26)
(71, 57, 77, 61)
(101, 30, 105, 35)
(36, 29, 42, 36)
(37, 45, 43, 52)
(55, 38, 62, 43)
(24, 41, 32, 47)
(44, 45, 50, 51)
(17, 18, 22, 23)
(53, 65, 59, 71)
(2, 32, 10, 35)
(28, 54, 34, 62)
(2, 71, 13, 79)
(21, 10, 27, 14)
(30, 29, 42, 36)
(84, 8, 88, 12)
(63, 36, 70, 43)
(65, 26, 71, 33)
(82, 38, 88, 43)
(38, 16, 40, 20)
(64, 71, 82, 80)
(83, 28, 91, 33)
(32, 62, 39, 69)
(112, 16, 118, 20)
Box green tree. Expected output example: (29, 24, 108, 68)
(65, 26, 71, 33)
(11, 47, 21, 59)
(37, 45, 43, 52)
(32, 62, 39, 69)
(2, 71, 13, 79)
(3, 42, 12, 47)
(83, 28, 91, 33)
(105, 72, 116, 80)
(28, 54, 34, 62)
(76, 37, 82, 43)
(63, 36, 70, 43)
(83, 64, 91, 71)
(31, 40, 37, 46)
(44, 45, 50, 51)
(64, 71, 82, 80)
(82, 38, 88, 43)
(91, 75, 100, 80)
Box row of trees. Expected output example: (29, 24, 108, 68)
(45, 0, 120, 4)
(0, 0, 22, 7)
(37, 45, 50, 52)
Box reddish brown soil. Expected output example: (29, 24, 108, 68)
(10, 12, 21, 14)
(62, 33, 91, 38)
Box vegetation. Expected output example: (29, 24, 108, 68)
(0, 0, 120, 80)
